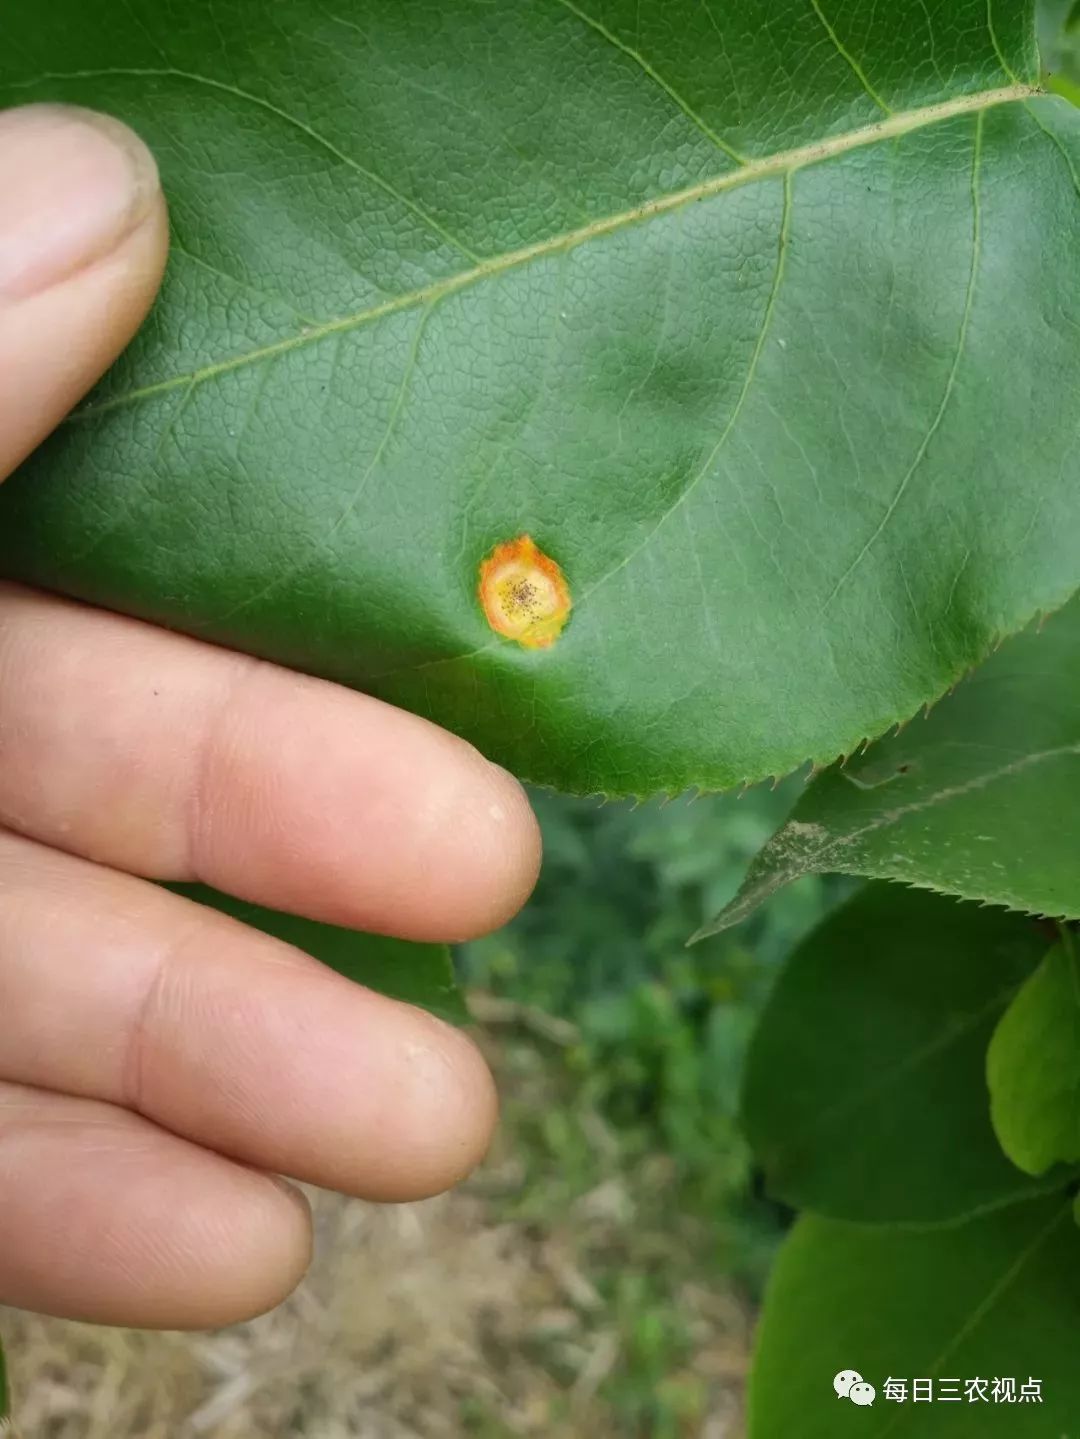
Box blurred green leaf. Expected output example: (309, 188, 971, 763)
(742, 884, 1064, 1224)
(0, 1340, 9, 1424)
(1039, 0, 1080, 89)
(988, 934, 1080, 1175)
(1048, 69, 1080, 103)
(707, 595, 1080, 936)
(750, 1196, 1080, 1437)
(169, 884, 466, 1025)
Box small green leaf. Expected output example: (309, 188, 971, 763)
(742, 884, 1061, 1224)
(1, 4, 1079, 794)
(169, 884, 467, 1026)
(706, 593, 1080, 935)
(750, 1196, 1080, 1437)
(1048, 69, 1080, 103)
(1040, 0, 1080, 81)
(988, 935, 1080, 1175)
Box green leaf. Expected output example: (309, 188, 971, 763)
(742, 883, 1062, 1225)
(1039, 0, 1080, 88)
(169, 884, 467, 1025)
(0, 5, 1078, 794)
(1047, 68, 1080, 104)
(706, 593, 1080, 934)
(988, 934, 1080, 1176)
(750, 1196, 1080, 1437)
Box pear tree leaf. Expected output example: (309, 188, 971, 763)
(988, 934, 1080, 1176)
(750, 1196, 1080, 1437)
(706, 594, 1080, 934)
(0, 4, 1078, 794)
(742, 883, 1065, 1224)
(1039, 0, 1080, 99)
(169, 884, 467, 1026)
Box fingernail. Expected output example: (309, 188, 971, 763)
(0, 104, 160, 301)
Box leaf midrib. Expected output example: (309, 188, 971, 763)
(58, 78, 1037, 422)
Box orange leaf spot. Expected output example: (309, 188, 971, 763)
(478, 535, 572, 650)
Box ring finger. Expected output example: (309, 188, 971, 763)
(0, 1079, 312, 1327)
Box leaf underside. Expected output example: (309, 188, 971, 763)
(1, 2, 1078, 794)
(169, 884, 466, 1025)
(707, 593, 1080, 932)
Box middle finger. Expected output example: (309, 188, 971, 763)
(0, 828, 497, 1201)
(0, 582, 540, 941)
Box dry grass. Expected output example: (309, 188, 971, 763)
(1, 1018, 751, 1438)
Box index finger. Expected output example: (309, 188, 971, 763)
(0, 583, 540, 940)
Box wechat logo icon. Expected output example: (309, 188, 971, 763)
(835, 1370, 876, 1406)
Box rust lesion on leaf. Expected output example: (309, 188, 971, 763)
(478, 535, 571, 650)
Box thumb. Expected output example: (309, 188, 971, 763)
(0, 104, 168, 481)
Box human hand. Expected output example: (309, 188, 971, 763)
(0, 105, 540, 1329)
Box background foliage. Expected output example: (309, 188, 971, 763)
(458, 779, 836, 1432)
(460, 778, 833, 1237)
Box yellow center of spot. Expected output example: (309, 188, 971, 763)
(478, 535, 572, 649)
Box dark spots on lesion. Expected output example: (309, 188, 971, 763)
(506, 579, 541, 615)
(477, 534, 572, 650)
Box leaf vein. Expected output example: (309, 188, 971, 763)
(53, 82, 1035, 426)
(878, 1203, 1071, 1437)
(170, 240, 319, 327)
(807, 0, 892, 114)
(207, 301, 438, 626)
(552, 0, 748, 164)
(986, 0, 1022, 86)
(62, 377, 200, 572)
(821, 109, 985, 611)
(10, 65, 480, 264)
(784, 988, 1018, 1149)
(1023, 98, 1080, 198)
(579, 167, 794, 607)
